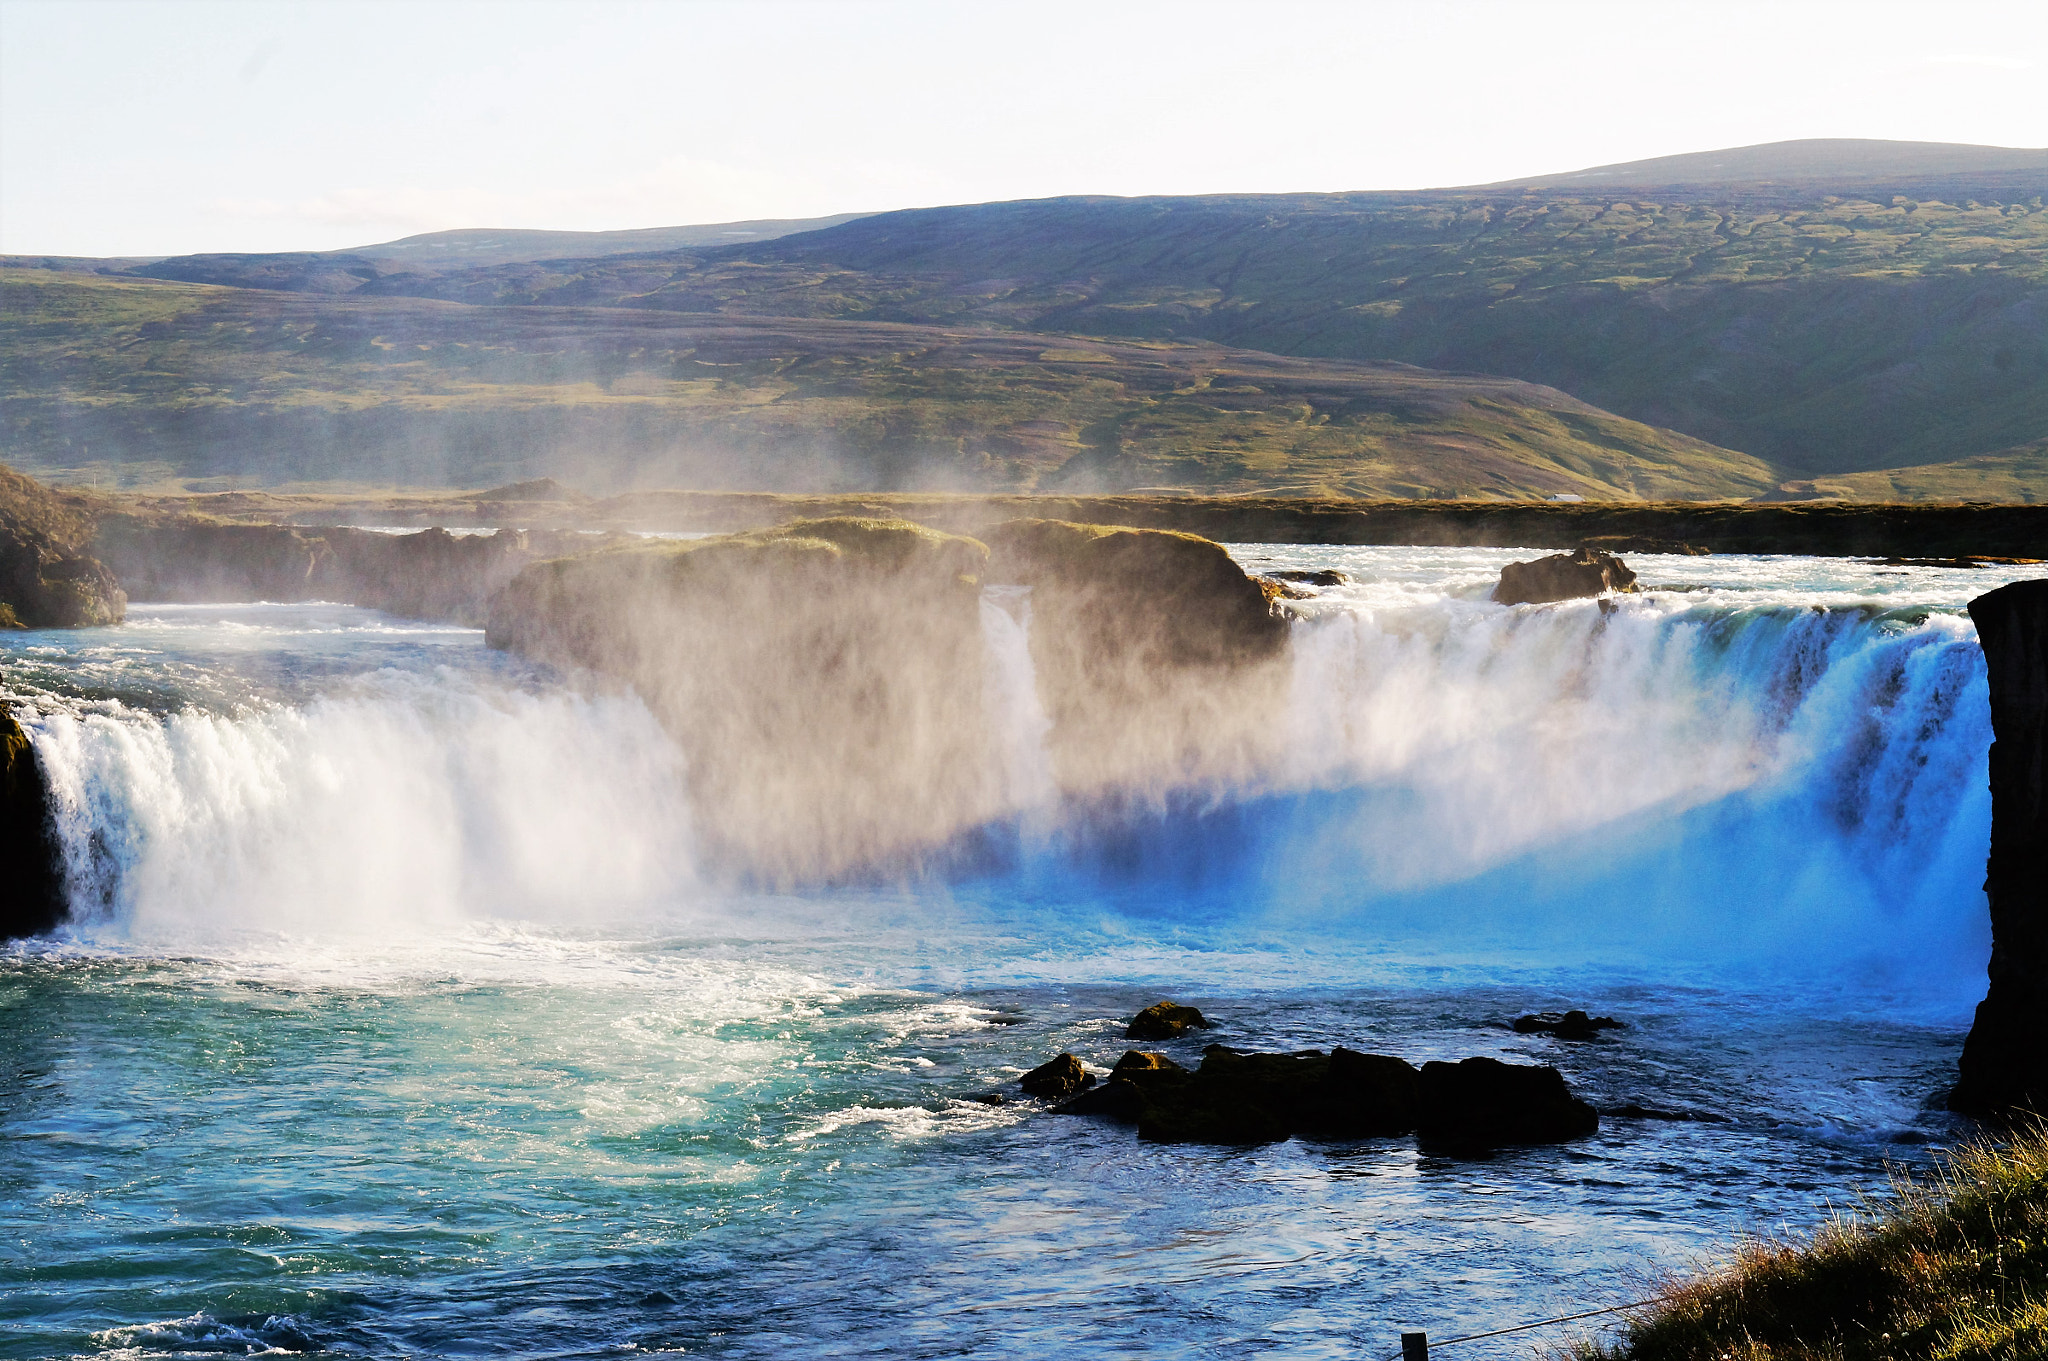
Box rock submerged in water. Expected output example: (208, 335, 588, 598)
(1417, 1056, 1600, 1151)
(1020, 1053, 1095, 1100)
(1492, 545, 1638, 606)
(1513, 1010, 1624, 1041)
(1266, 569, 1350, 587)
(1126, 1001, 1214, 1040)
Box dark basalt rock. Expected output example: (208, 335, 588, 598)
(1492, 546, 1638, 606)
(1416, 1057, 1600, 1150)
(1267, 569, 1350, 586)
(1056, 1043, 1420, 1145)
(1051, 1044, 1599, 1153)
(1513, 1009, 1625, 1041)
(1055, 1051, 1189, 1119)
(1020, 1053, 1095, 1100)
(1952, 578, 2048, 1117)
(2, 709, 67, 939)
(1126, 1001, 1214, 1040)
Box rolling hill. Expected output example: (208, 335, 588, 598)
(4, 140, 2043, 499)
(0, 268, 1775, 499)
(339, 179, 2042, 479)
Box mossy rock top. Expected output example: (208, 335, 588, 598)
(527, 514, 988, 588)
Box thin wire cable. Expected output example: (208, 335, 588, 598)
(1387, 1292, 1686, 1356)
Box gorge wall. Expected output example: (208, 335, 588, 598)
(1954, 578, 2048, 1117)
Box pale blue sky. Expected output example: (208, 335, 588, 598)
(3, 0, 2043, 257)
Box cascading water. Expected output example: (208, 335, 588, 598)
(0, 551, 2030, 1360)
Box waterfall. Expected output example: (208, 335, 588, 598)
(26, 669, 700, 939)
(979, 585, 1057, 816)
(12, 589, 1995, 994)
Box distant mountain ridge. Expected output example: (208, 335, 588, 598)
(1472, 137, 2048, 190)
(338, 214, 873, 270)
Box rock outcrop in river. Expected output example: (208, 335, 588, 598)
(1492, 545, 1638, 606)
(1953, 578, 2048, 1117)
(0, 465, 124, 628)
(1, 709, 66, 939)
(1053, 1042, 1596, 1151)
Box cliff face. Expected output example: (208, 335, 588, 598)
(92, 518, 606, 625)
(0, 465, 124, 628)
(1954, 578, 2048, 1117)
(486, 516, 1297, 884)
(1, 709, 66, 939)
(977, 519, 1293, 805)
(489, 518, 1002, 884)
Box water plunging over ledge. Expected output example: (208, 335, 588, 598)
(0, 547, 2029, 1359)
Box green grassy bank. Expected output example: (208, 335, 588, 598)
(1573, 1129, 2048, 1361)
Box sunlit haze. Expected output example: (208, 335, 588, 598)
(2, 0, 2044, 257)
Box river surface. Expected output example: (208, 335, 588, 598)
(1, 547, 2030, 1360)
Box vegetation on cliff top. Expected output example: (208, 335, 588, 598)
(0, 268, 1775, 501)
(317, 188, 2048, 481)
(1571, 1128, 2048, 1361)
(0, 462, 124, 627)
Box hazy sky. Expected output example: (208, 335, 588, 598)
(3, 0, 2044, 257)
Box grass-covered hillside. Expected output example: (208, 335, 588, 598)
(336, 186, 2046, 480)
(0, 268, 1777, 499)
(1575, 1128, 2048, 1360)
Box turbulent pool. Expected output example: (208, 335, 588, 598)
(1, 547, 2027, 1359)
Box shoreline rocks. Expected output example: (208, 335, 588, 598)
(1492, 545, 1638, 606)
(1952, 578, 2048, 1118)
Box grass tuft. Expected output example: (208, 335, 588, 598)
(1559, 1126, 2048, 1360)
